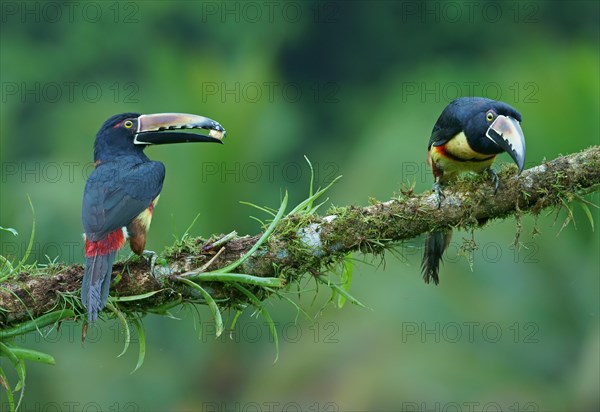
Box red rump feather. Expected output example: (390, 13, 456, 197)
(85, 229, 125, 257)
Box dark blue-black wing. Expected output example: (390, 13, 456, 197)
(82, 160, 165, 241)
(428, 103, 462, 149)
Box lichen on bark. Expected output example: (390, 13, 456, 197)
(1, 146, 599, 329)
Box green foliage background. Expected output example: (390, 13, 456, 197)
(1, 1, 598, 410)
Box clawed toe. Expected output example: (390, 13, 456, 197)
(142, 250, 158, 277)
(487, 169, 500, 194)
(433, 182, 445, 209)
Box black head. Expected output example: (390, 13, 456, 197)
(445, 97, 526, 173)
(93, 112, 142, 161)
(93, 112, 226, 162)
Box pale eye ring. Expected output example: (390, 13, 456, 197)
(124, 120, 133, 128)
(486, 112, 494, 122)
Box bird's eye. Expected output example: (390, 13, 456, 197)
(123, 120, 133, 129)
(486, 112, 494, 122)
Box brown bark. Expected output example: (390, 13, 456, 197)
(1, 146, 599, 330)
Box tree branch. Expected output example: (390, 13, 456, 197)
(1, 146, 599, 330)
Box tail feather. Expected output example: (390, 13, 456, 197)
(421, 230, 452, 285)
(81, 252, 115, 322)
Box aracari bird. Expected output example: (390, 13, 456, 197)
(82, 112, 226, 321)
(423, 97, 526, 284)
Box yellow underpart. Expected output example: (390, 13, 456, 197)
(431, 149, 496, 174)
(135, 195, 159, 230)
(430, 133, 497, 182)
(445, 132, 493, 161)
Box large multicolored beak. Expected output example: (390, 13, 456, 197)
(485, 115, 526, 173)
(133, 113, 226, 145)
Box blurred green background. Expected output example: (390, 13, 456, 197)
(1, 1, 599, 410)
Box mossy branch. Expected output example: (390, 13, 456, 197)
(1, 146, 599, 330)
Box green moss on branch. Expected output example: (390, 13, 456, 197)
(1, 146, 599, 329)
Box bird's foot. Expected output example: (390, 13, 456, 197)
(142, 250, 158, 277)
(433, 182, 445, 209)
(487, 168, 500, 194)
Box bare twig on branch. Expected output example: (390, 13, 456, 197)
(1, 146, 599, 329)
